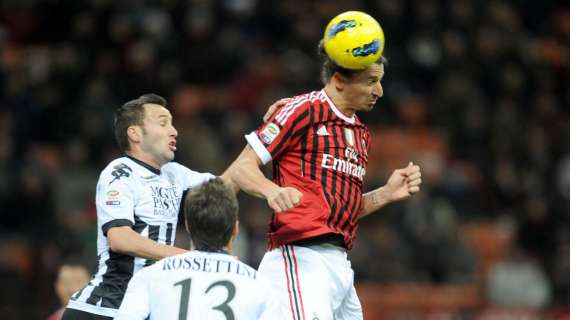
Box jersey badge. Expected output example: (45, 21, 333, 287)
(260, 122, 280, 144)
(345, 128, 354, 146)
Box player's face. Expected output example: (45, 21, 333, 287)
(140, 104, 178, 166)
(342, 63, 384, 112)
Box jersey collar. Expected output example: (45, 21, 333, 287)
(126, 155, 161, 175)
(195, 248, 230, 255)
(321, 89, 356, 124)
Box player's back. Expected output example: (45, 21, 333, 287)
(117, 250, 282, 320)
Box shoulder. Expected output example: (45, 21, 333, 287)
(98, 157, 136, 185)
(353, 115, 370, 133)
(272, 91, 326, 126)
(163, 162, 215, 181)
(162, 162, 198, 174)
(162, 161, 187, 173)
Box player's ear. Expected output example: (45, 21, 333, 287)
(332, 72, 346, 91)
(127, 125, 142, 144)
(232, 221, 239, 239)
(184, 217, 190, 235)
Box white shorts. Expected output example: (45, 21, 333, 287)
(258, 244, 363, 320)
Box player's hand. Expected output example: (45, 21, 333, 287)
(263, 98, 291, 122)
(385, 162, 422, 202)
(266, 186, 303, 212)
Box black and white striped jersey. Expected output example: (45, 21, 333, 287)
(66, 156, 214, 317)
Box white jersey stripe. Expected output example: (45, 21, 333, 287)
(275, 95, 303, 122)
(276, 98, 309, 125)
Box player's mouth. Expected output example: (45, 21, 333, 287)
(169, 140, 177, 151)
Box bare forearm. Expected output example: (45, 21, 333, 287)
(220, 173, 240, 194)
(224, 145, 302, 212)
(225, 160, 279, 199)
(223, 146, 279, 199)
(359, 186, 393, 220)
(108, 227, 187, 260)
(118, 237, 187, 260)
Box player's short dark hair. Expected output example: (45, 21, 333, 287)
(184, 178, 238, 252)
(114, 93, 167, 152)
(318, 40, 388, 85)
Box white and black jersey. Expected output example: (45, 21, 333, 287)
(116, 250, 284, 320)
(67, 156, 214, 317)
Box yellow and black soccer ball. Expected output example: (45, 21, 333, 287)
(323, 11, 385, 70)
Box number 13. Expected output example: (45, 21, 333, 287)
(174, 278, 236, 320)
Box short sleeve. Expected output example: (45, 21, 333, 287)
(246, 98, 313, 165)
(115, 267, 151, 320)
(96, 163, 136, 236)
(167, 162, 215, 191)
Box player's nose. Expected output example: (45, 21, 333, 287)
(170, 125, 178, 137)
(374, 82, 383, 98)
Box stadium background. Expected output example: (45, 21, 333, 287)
(0, 0, 569, 318)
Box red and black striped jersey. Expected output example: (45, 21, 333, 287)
(246, 90, 371, 250)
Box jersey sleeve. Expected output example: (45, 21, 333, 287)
(245, 98, 313, 165)
(115, 267, 151, 320)
(168, 162, 215, 190)
(96, 164, 137, 236)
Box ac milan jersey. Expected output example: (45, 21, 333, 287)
(246, 90, 370, 250)
(116, 251, 284, 320)
(66, 156, 214, 318)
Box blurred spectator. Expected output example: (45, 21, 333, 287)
(47, 261, 90, 320)
(400, 191, 477, 284)
(486, 244, 552, 309)
(552, 225, 570, 306)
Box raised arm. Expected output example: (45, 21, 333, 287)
(220, 97, 291, 194)
(359, 162, 422, 219)
(222, 145, 302, 212)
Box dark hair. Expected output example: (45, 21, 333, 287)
(114, 93, 167, 152)
(184, 178, 238, 252)
(318, 40, 388, 84)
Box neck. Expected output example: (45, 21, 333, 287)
(225, 241, 233, 255)
(193, 246, 232, 255)
(126, 150, 162, 170)
(323, 85, 356, 117)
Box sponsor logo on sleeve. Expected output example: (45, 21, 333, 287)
(260, 122, 280, 144)
(105, 190, 121, 205)
(107, 190, 120, 197)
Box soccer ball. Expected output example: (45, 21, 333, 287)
(323, 11, 385, 70)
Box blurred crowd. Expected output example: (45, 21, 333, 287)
(0, 0, 569, 318)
